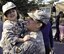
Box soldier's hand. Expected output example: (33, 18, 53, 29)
(23, 35, 31, 42)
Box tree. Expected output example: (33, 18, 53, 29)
(0, 0, 38, 16)
(0, 0, 28, 16)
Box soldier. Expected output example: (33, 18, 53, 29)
(0, 2, 44, 54)
(28, 7, 53, 54)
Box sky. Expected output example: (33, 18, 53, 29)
(28, 0, 51, 2)
(43, 0, 64, 2)
(28, 0, 64, 2)
(43, 0, 51, 2)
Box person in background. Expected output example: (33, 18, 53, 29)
(59, 12, 64, 42)
(41, 20, 53, 54)
(39, 11, 53, 54)
(54, 11, 63, 41)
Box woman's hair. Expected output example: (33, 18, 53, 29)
(58, 11, 64, 17)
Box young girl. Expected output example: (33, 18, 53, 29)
(0, 2, 32, 54)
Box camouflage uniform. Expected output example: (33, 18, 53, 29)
(28, 31, 45, 54)
(1, 20, 45, 54)
(1, 20, 22, 54)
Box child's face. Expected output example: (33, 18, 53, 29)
(26, 18, 42, 32)
(6, 8, 17, 21)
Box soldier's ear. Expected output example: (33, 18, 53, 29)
(39, 23, 42, 27)
(38, 23, 42, 28)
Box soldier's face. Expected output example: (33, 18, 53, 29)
(26, 18, 42, 32)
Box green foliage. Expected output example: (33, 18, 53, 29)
(0, 0, 38, 16)
(38, 4, 46, 7)
(13, 0, 28, 16)
(48, 0, 54, 4)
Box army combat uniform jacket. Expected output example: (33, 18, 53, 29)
(0, 20, 45, 54)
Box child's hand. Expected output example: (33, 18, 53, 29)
(23, 35, 31, 42)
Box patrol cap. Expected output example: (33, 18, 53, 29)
(27, 10, 50, 24)
(2, 2, 16, 14)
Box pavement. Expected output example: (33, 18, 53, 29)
(54, 41, 64, 54)
(52, 28, 64, 54)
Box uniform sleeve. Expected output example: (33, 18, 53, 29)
(3, 22, 18, 45)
